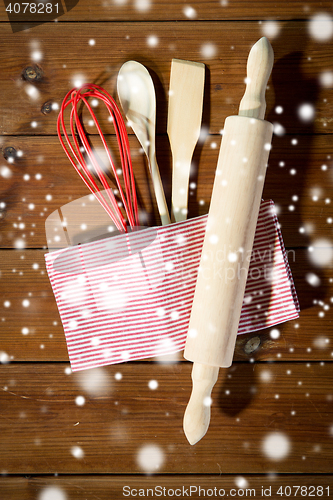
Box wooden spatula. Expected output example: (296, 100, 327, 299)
(167, 59, 205, 222)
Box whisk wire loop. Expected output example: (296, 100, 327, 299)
(57, 83, 139, 233)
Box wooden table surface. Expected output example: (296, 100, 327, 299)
(0, 1, 333, 498)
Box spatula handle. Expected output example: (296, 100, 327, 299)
(171, 157, 192, 222)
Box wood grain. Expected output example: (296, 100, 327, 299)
(0, 134, 332, 249)
(0, 362, 332, 473)
(0, 22, 332, 135)
(1, 1, 332, 22)
(0, 249, 331, 363)
(0, 2, 332, 485)
(1, 476, 333, 500)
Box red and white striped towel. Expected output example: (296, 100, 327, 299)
(45, 200, 299, 371)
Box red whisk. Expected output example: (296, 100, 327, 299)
(57, 83, 139, 233)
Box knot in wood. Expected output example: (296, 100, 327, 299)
(41, 101, 53, 114)
(3, 147, 17, 161)
(244, 335, 261, 354)
(23, 65, 43, 82)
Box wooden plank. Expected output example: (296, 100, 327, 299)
(1, 475, 333, 500)
(0, 134, 332, 249)
(0, 22, 332, 135)
(0, 363, 332, 473)
(0, 0, 331, 490)
(0, 247, 332, 362)
(1, 1, 331, 22)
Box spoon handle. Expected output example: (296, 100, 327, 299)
(149, 152, 171, 225)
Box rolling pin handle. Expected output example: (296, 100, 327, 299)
(183, 362, 220, 445)
(238, 36, 274, 120)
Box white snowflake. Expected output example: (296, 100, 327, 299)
(25, 84, 40, 100)
(200, 43, 217, 59)
(75, 395, 85, 406)
(260, 369, 272, 382)
(306, 273, 321, 287)
(147, 35, 158, 47)
(297, 103, 315, 123)
(71, 446, 84, 459)
(235, 477, 249, 488)
(135, 0, 151, 11)
(0, 166, 12, 179)
(14, 239, 25, 249)
(262, 432, 291, 460)
(313, 336, 330, 349)
(319, 71, 333, 88)
(308, 13, 333, 42)
(262, 21, 280, 39)
(75, 367, 111, 397)
(183, 5, 196, 18)
(136, 443, 165, 472)
(38, 486, 67, 500)
(270, 329, 280, 339)
(72, 74, 86, 88)
(308, 239, 333, 267)
(0, 351, 10, 364)
(273, 122, 285, 136)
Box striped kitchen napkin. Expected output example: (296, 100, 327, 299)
(45, 200, 299, 371)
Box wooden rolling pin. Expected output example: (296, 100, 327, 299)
(183, 37, 274, 445)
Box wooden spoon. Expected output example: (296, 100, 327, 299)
(167, 59, 205, 222)
(117, 61, 170, 226)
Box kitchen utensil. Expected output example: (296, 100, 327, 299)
(117, 61, 170, 226)
(57, 83, 139, 233)
(167, 59, 205, 222)
(183, 37, 274, 445)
